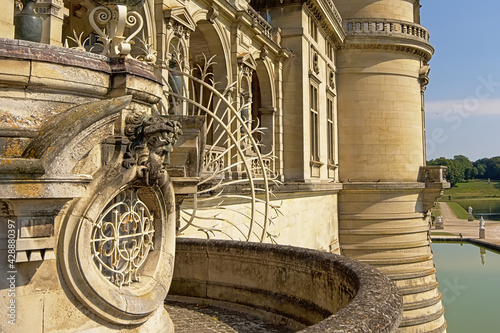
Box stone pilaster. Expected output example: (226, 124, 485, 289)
(35, 0, 69, 45)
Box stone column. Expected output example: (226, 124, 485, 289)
(335, 1, 447, 332)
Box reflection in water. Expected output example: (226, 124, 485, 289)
(480, 247, 486, 266)
(432, 242, 500, 333)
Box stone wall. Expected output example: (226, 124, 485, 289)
(179, 185, 342, 252)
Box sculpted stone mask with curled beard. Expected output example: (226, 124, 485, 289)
(123, 113, 183, 186)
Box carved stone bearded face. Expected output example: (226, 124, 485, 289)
(123, 114, 182, 186)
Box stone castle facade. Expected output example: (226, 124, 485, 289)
(0, 0, 448, 332)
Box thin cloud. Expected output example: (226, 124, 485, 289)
(426, 99, 500, 119)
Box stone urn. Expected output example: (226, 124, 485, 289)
(14, 0, 42, 42)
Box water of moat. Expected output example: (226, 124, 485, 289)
(432, 242, 500, 332)
(455, 199, 500, 220)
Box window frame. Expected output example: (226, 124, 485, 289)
(310, 83, 320, 162)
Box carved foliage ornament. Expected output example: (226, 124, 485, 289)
(123, 114, 183, 186)
(166, 19, 191, 39)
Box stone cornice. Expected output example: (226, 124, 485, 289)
(250, 0, 345, 48)
(305, 0, 345, 48)
(341, 182, 427, 191)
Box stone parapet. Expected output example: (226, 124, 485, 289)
(172, 238, 403, 332)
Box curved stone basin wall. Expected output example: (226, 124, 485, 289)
(172, 238, 403, 332)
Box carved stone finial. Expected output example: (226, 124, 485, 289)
(123, 114, 183, 186)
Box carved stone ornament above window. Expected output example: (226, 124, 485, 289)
(329, 69, 335, 89)
(312, 51, 320, 74)
(164, 6, 196, 39)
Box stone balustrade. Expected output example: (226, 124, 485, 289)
(321, 0, 343, 26)
(344, 18, 430, 43)
(251, 156, 273, 177)
(171, 238, 403, 332)
(246, 5, 273, 40)
(203, 145, 226, 173)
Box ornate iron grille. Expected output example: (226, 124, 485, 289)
(91, 188, 155, 287)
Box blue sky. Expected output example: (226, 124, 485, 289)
(421, 1, 500, 161)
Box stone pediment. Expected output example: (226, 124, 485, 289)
(237, 52, 257, 71)
(163, 6, 197, 32)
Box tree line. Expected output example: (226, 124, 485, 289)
(427, 155, 500, 187)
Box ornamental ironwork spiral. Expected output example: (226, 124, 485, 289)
(161, 51, 281, 243)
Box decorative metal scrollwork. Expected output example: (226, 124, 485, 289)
(89, 4, 144, 57)
(91, 188, 155, 287)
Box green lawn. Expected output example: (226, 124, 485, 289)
(442, 179, 500, 199)
(445, 201, 469, 219)
(434, 180, 500, 220)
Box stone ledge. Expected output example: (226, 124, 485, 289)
(341, 182, 426, 190)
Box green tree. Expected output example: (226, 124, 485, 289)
(475, 157, 500, 180)
(454, 155, 475, 180)
(475, 163, 486, 177)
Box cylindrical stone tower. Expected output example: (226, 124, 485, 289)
(335, 1, 448, 332)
